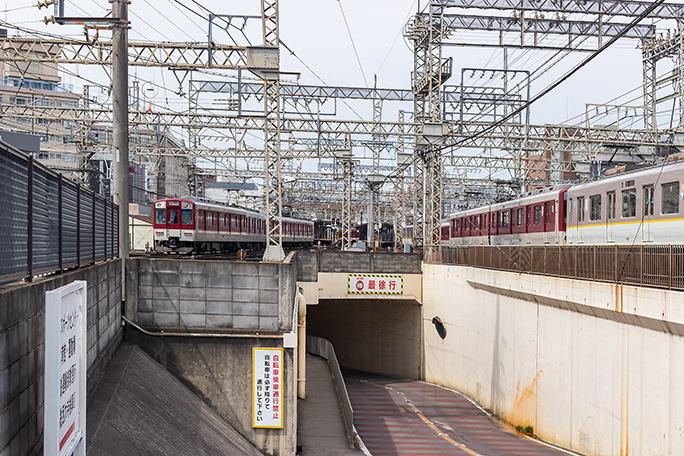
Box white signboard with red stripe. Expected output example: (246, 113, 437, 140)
(253, 347, 284, 429)
(348, 274, 403, 295)
(44, 281, 87, 456)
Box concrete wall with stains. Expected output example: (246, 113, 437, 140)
(422, 263, 684, 456)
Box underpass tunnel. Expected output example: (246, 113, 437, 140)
(306, 298, 423, 380)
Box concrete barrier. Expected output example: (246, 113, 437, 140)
(126, 257, 295, 332)
(296, 250, 422, 281)
(124, 256, 299, 456)
(423, 263, 684, 456)
(0, 260, 122, 455)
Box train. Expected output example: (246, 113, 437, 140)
(313, 220, 360, 246)
(153, 196, 314, 253)
(445, 159, 684, 246)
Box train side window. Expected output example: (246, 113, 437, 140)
(621, 189, 636, 218)
(517, 208, 524, 227)
(589, 194, 602, 221)
(662, 181, 680, 214)
(155, 208, 166, 224)
(577, 196, 585, 222)
(607, 191, 616, 220)
(534, 205, 542, 225)
(501, 211, 509, 228)
(644, 185, 654, 216)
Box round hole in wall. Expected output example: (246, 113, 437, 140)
(432, 316, 447, 339)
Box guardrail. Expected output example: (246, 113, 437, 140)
(306, 334, 358, 448)
(442, 245, 684, 291)
(0, 139, 118, 285)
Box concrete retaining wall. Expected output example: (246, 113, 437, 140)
(124, 257, 298, 456)
(126, 258, 295, 332)
(422, 264, 684, 456)
(296, 250, 422, 281)
(128, 333, 296, 456)
(0, 260, 122, 455)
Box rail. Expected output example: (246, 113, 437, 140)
(306, 334, 358, 448)
(0, 138, 118, 285)
(442, 245, 684, 291)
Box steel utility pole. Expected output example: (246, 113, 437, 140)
(112, 0, 129, 260)
(48, 0, 130, 258)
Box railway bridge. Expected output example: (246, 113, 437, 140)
(1, 146, 683, 454)
(4, 244, 684, 455)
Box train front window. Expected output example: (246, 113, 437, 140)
(169, 209, 179, 224)
(662, 181, 680, 214)
(155, 208, 166, 224)
(181, 209, 193, 225)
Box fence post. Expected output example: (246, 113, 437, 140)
(27, 155, 34, 281)
(669, 245, 673, 290)
(58, 175, 63, 271)
(614, 245, 618, 284)
(640, 245, 644, 286)
(104, 199, 108, 259)
(593, 246, 597, 281)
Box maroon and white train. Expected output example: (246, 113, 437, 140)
(153, 197, 314, 253)
(445, 159, 684, 246)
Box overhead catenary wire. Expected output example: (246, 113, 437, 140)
(336, 0, 368, 88)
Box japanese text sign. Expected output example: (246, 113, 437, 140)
(44, 281, 87, 456)
(348, 274, 403, 295)
(253, 348, 284, 429)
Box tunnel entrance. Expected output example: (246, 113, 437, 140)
(307, 298, 422, 379)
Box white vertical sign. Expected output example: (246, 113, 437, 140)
(252, 347, 283, 429)
(45, 281, 87, 456)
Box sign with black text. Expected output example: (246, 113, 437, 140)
(348, 273, 403, 295)
(44, 281, 87, 456)
(252, 347, 283, 429)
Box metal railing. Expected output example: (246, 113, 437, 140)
(0, 139, 118, 285)
(442, 245, 684, 291)
(306, 334, 358, 448)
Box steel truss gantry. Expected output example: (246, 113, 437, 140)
(642, 29, 684, 130)
(443, 0, 684, 19)
(3, 103, 671, 149)
(405, 13, 655, 51)
(0, 37, 252, 69)
(259, 0, 285, 261)
(409, 0, 450, 261)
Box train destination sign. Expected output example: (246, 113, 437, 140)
(44, 281, 87, 456)
(253, 347, 284, 429)
(348, 274, 403, 295)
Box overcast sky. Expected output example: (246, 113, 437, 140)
(4, 1, 684, 168)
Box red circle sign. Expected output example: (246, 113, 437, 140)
(356, 280, 364, 291)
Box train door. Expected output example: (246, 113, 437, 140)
(543, 201, 552, 244)
(642, 185, 654, 242)
(576, 196, 585, 244)
(606, 191, 616, 243)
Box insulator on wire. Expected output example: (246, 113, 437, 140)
(37, 0, 54, 9)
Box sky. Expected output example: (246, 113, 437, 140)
(3, 0, 684, 182)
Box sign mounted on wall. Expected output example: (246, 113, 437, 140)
(44, 281, 87, 456)
(253, 347, 284, 429)
(348, 274, 403, 295)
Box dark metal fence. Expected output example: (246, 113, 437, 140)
(0, 139, 118, 285)
(442, 245, 684, 291)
